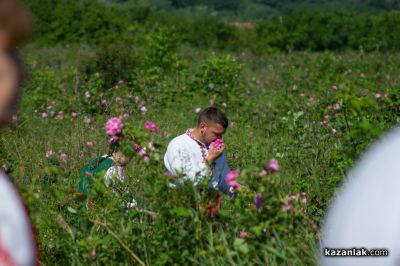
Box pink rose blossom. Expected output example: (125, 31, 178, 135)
(140, 106, 147, 115)
(134, 143, 148, 158)
(259, 169, 267, 176)
(138, 149, 146, 156)
(109, 136, 119, 144)
(143, 156, 150, 162)
(42, 112, 48, 119)
(60, 153, 68, 162)
(226, 169, 241, 190)
(119, 114, 129, 120)
(134, 143, 142, 152)
(254, 194, 264, 210)
(292, 194, 299, 200)
(226, 169, 239, 180)
(145, 121, 159, 133)
(46, 150, 54, 158)
(300, 93, 305, 97)
(282, 203, 292, 212)
(211, 138, 223, 150)
(320, 120, 329, 126)
(264, 159, 279, 173)
(105, 117, 123, 136)
(300, 192, 307, 204)
(71, 112, 78, 118)
(85, 141, 94, 148)
(148, 141, 155, 151)
(375, 93, 382, 99)
(230, 182, 241, 190)
(239, 231, 248, 238)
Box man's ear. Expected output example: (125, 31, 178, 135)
(199, 121, 207, 129)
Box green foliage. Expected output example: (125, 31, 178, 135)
(255, 12, 400, 52)
(144, 27, 184, 74)
(82, 43, 138, 88)
(11, 1, 400, 264)
(194, 54, 242, 104)
(27, 0, 128, 45)
(12, 49, 400, 265)
(182, 17, 243, 50)
(23, 68, 75, 114)
(24, 0, 400, 53)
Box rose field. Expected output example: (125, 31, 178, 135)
(7, 1, 400, 265)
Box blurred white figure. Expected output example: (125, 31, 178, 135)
(0, 1, 36, 265)
(0, 175, 36, 266)
(322, 126, 400, 266)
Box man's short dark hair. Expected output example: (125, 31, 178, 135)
(197, 107, 229, 129)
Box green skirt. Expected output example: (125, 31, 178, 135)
(78, 156, 113, 197)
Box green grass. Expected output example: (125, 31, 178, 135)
(4, 46, 400, 265)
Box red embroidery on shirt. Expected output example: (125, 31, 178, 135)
(185, 129, 208, 163)
(0, 234, 17, 266)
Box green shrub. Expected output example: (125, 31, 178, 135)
(194, 54, 243, 104)
(82, 43, 138, 89)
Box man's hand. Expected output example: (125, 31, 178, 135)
(206, 142, 225, 164)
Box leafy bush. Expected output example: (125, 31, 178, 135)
(194, 54, 242, 104)
(23, 68, 76, 115)
(82, 43, 138, 89)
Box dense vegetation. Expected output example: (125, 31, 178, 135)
(24, 0, 400, 52)
(5, 0, 400, 264)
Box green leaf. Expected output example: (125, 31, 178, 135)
(233, 238, 249, 254)
(170, 207, 192, 218)
(217, 209, 229, 218)
(253, 225, 262, 236)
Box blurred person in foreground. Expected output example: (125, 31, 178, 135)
(0, 1, 37, 265)
(322, 126, 400, 266)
